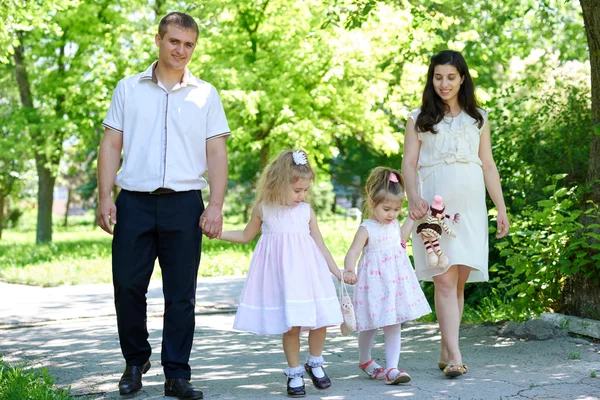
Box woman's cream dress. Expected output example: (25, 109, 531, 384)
(409, 108, 489, 282)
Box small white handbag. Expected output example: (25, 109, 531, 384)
(339, 279, 357, 336)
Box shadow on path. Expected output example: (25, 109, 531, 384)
(1, 314, 599, 399)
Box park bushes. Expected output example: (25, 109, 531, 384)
(462, 63, 598, 321)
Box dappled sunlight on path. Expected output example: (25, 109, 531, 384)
(2, 313, 599, 399)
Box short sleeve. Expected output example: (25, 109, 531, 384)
(206, 86, 231, 141)
(478, 109, 489, 135)
(407, 108, 425, 140)
(407, 108, 421, 124)
(102, 80, 125, 133)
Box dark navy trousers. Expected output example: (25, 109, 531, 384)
(112, 189, 204, 380)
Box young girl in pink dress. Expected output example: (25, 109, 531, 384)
(216, 149, 356, 398)
(345, 167, 431, 385)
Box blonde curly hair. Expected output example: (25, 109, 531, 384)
(255, 150, 315, 206)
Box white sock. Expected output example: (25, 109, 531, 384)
(383, 324, 402, 374)
(306, 354, 325, 378)
(289, 377, 303, 387)
(358, 329, 377, 365)
(311, 366, 325, 378)
(285, 366, 304, 387)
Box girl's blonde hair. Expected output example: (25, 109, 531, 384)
(363, 166, 405, 218)
(255, 150, 315, 206)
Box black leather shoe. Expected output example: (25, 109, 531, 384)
(286, 378, 306, 398)
(118, 360, 151, 396)
(164, 378, 203, 399)
(304, 363, 331, 390)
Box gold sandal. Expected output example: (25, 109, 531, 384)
(439, 361, 468, 372)
(443, 364, 468, 377)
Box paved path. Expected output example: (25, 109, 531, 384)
(1, 277, 599, 399)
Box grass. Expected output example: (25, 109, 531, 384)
(0, 210, 359, 287)
(0, 358, 73, 399)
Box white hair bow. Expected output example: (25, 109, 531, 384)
(292, 150, 307, 165)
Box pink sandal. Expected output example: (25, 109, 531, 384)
(358, 359, 385, 380)
(385, 368, 411, 385)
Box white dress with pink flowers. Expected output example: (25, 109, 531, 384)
(353, 219, 431, 331)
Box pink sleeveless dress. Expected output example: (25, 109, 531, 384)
(233, 202, 343, 335)
(353, 219, 431, 331)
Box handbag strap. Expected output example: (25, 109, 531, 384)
(339, 278, 350, 301)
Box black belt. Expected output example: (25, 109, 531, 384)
(149, 187, 176, 195)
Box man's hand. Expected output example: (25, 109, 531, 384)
(200, 204, 223, 239)
(97, 197, 117, 235)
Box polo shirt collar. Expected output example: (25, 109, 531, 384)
(139, 61, 199, 87)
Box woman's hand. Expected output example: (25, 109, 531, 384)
(496, 210, 510, 238)
(408, 195, 428, 221)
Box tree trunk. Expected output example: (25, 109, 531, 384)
(560, 0, 600, 319)
(581, 0, 600, 205)
(63, 186, 71, 228)
(259, 142, 270, 172)
(13, 32, 65, 244)
(243, 202, 250, 222)
(0, 190, 4, 240)
(36, 157, 55, 244)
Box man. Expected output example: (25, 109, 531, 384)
(97, 12, 229, 400)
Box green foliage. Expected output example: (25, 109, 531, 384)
(465, 289, 539, 323)
(312, 180, 335, 217)
(461, 59, 594, 321)
(0, 358, 73, 400)
(0, 0, 596, 324)
(0, 212, 356, 286)
(489, 65, 591, 209)
(569, 351, 581, 360)
(488, 176, 600, 318)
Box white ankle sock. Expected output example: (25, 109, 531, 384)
(285, 365, 304, 388)
(311, 366, 324, 378)
(289, 376, 303, 387)
(306, 354, 326, 378)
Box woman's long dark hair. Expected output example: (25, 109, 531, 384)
(415, 50, 483, 134)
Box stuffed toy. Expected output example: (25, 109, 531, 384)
(416, 195, 460, 268)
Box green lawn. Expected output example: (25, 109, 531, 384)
(0, 211, 360, 287)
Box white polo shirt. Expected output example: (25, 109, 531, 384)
(102, 62, 230, 192)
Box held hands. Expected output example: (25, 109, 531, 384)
(200, 204, 223, 239)
(97, 197, 116, 235)
(408, 195, 428, 221)
(339, 269, 357, 285)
